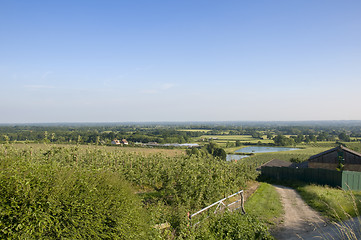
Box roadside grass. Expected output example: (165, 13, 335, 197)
(245, 183, 283, 226)
(296, 184, 361, 221)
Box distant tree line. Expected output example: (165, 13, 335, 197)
(0, 123, 359, 145)
(0, 126, 203, 145)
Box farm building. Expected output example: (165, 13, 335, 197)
(111, 139, 121, 145)
(309, 145, 361, 172)
(257, 159, 308, 171)
(111, 139, 129, 145)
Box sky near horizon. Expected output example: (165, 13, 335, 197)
(1, 1, 361, 123)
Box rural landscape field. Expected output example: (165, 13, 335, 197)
(2, 1, 361, 239)
(1, 122, 361, 239)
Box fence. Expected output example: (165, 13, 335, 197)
(261, 167, 361, 191)
(189, 190, 246, 226)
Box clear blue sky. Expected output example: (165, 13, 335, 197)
(1, 1, 361, 123)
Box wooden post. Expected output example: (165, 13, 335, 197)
(240, 191, 246, 214)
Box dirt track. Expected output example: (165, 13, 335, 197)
(272, 185, 361, 240)
(272, 185, 326, 240)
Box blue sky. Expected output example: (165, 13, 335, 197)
(1, 1, 361, 123)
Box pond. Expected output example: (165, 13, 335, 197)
(227, 146, 299, 161)
(235, 146, 299, 154)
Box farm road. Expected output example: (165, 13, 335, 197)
(272, 185, 361, 240)
(272, 185, 325, 240)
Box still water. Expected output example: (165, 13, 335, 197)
(235, 146, 299, 153)
(227, 146, 299, 161)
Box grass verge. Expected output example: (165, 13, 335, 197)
(297, 184, 361, 221)
(245, 182, 284, 226)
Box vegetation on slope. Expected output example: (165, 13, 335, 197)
(0, 143, 260, 239)
(0, 145, 153, 239)
(297, 184, 361, 221)
(245, 183, 283, 226)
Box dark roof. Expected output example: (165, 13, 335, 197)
(259, 159, 292, 168)
(290, 161, 308, 168)
(309, 145, 361, 160)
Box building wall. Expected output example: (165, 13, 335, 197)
(310, 151, 338, 164)
(344, 164, 361, 172)
(309, 149, 361, 172)
(344, 151, 361, 164)
(309, 162, 338, 170)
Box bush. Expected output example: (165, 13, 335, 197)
(190, 212, 273, 240)
(0, 146, 155, 239)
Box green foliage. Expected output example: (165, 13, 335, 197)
(205, 142, 227, 160)
(290, 157, 304, 163)
(0, 145, 155, 239)
(190, 212, 273, 240)
(339, 132, 351, 142)
(273, 134, 295, 146)
(1, 144, 259, 239)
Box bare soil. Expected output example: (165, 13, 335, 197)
(244, 181, 260, 201)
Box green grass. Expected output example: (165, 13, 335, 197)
(242, 146, 332, 167)
(297, 184, 361, 221)
(245, 183, 283, 226)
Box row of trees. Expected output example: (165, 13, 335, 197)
(0, 124, 358, 146)
(0, 126, 203, 145)
(273, 132, 354, 146)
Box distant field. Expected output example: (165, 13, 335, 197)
(10, 143, 186, 157)
(244, 146, 333, 166)
(177, 129, 211, 132)
(200, 134, 274, 147)
(201, 135, 256, 140)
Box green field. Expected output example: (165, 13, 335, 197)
(198, 135, 274, 148)
(10, 143, 186, 157)
(242, 146, 334, 166)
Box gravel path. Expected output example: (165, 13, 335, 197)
(272, 185, 326, 240)
(272, 185, 361, 240)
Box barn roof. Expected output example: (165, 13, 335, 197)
(309, 145, 361, 160)
(290, 161, 308, 168)
(259, 159, 292, 168)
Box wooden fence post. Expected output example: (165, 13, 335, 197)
(241, 191, 246, 214)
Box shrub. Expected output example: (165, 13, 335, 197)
(0, 146, 154, 239)
(190, 212, 273, 240)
